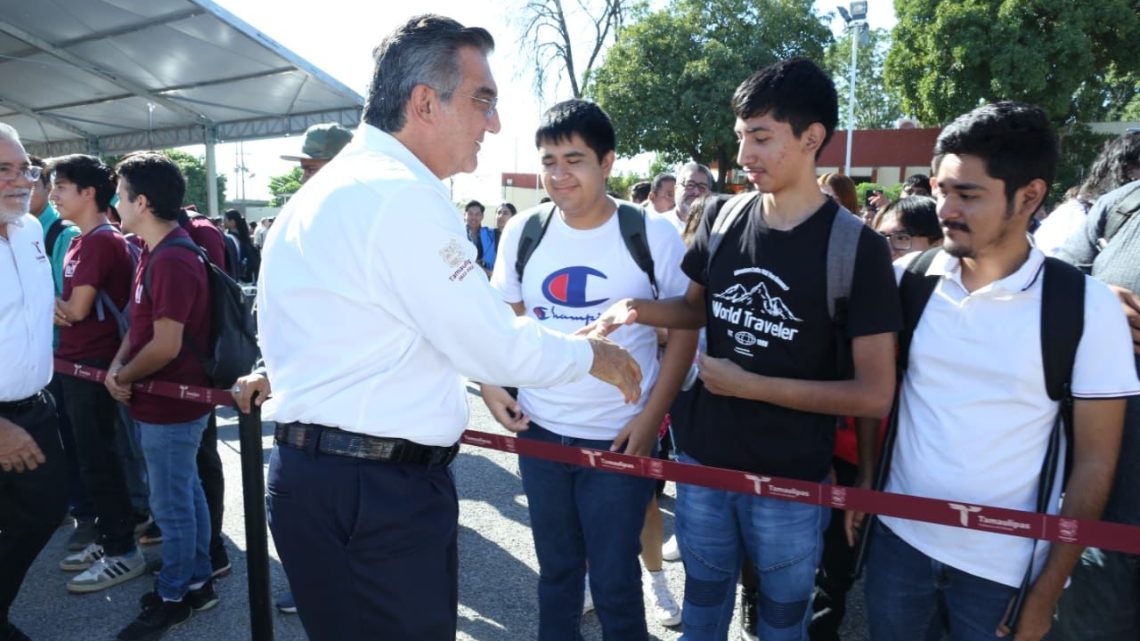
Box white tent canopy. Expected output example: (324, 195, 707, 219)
(0, 0, 364, 215)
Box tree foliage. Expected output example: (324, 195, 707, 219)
(885, 0, 1140, 126)
(162, 149, 227, 212)
(823, 27, 904, 129)
(588, 0, 831, 189)
(268, 167, 304, 207)
(518, 0, 627, 99)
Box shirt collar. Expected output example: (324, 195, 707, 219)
(928, 245, 1046, 295)
(356, 124, 450, 201)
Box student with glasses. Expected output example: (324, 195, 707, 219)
(872, 196, 943, 260)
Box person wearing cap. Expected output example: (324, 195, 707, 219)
(280, 123, 354, 184)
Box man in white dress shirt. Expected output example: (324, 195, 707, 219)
(0, 123, 68, 641)
(256, 14, 642, 641)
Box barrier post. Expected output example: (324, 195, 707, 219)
(238, 399, 273, 641)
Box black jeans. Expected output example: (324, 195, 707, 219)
(48, 373, 92, 519)
(0, 393, 67, 629)
(60, 370, 135, 555)
(809, 457, 860, 641)
(197, 410, 225, 558)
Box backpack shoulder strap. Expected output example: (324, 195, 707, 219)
(825, 207, 864, 322)
(1040, 257, 1085, 403)
(514, 204, 557, 282)
(144, 236, 208, 294)
(707, 192, 758, 269)
(1101, 182, 1140, 245)
(45, 218, 73, 260)
(897, 248, 942, 375)
(616, 203, 659, 299)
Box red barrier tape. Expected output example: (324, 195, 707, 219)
(56, 358, 1140, 556)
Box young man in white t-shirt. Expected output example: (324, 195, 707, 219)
(483, 99, 696, 641)
(863, 102, 1140, 641)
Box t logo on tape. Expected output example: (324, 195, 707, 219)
(948, 502, 983, 527)
(745, 474, 772, 496)
(581, 449, 602, 468)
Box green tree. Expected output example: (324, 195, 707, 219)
(588, 0, 832, 190)
(162, 149, 227, 212)
(607, 171, 647, 198)
(268, 167, 304, 207)
(885, 0, 1140, 126)
(824, 27, 904, 129)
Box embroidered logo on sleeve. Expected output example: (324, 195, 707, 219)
(440, 238, 475, 282)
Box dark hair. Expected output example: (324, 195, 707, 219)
(933, 101, 1058, 203)
(28, 155, 50, 188)
(464, 200, 484, 214)
(224, 208, 254, 245)
(731, 57, 838, 158)
(362, 15, 495, 133)
(651, 173, 675, 192)
(535, 99, 615, 162)
(904, 173, 932, 196)
(629, 181, 651, 203)
(497, 202, 517, 216)
(818, 172, 858, 213)
(115, 152, 185, 221)
(1077, 130, 1140, 206)
(879, 196, 942, 240)
(49, 154, 117, 211)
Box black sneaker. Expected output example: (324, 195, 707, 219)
(117, 598, 191, 641)
(187, 581, 220, 612)
(739, 587, 759, 641)
(210, 543, 231, 579)
(3, 623, 32, 641)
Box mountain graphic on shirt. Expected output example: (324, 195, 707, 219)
(713, 281, 803, 322)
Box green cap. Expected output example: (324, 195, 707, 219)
(280, 123, 353, 161)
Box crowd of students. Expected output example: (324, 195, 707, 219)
(2, 12, 1139, 641)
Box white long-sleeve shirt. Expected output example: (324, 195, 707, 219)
(257, 125, 594, 446)
(0, 214, 53, 401)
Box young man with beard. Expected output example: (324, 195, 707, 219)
(588, 58, 901, 641)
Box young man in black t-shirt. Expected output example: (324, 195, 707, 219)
(589, 58, 901, 641)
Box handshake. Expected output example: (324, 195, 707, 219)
(576, 298, 643, 404)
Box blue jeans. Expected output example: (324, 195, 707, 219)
(518, 424, 657, 641)
(138, 415, 212, 601)
(865, 521, 1017, 641)
(674, 452, 828, 641)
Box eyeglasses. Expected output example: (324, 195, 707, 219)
(879, 231, 916, 251)
(467, 94, 498, 119)
(681, 181, 709, 193)
(0, 164, 42, 182)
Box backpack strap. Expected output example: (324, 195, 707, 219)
(707, 192, 758, 269)
(45, 218, 74, 260)
(896, 248, 942, 373)
(1040, 257, 1085, 475)
(825, 207, 867, 377)
(1100, 182, 1140, 246)
(143, 236, 208, 296)
(616, 203, 659, 299)
(514, 204, 557, 282)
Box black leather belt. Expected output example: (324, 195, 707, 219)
(0, 391, 45, 414)
(275, 422, 459, 466)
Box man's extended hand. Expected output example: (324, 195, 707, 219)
(587, 336, 642, 404)
(577, 298, 638, 338)
(480, 384, 530, 432)
(610, 412, 658, 457)
(0, 419, 46, 473)
(1108, 285, 1140, 354)
(231, 373, 271, 414)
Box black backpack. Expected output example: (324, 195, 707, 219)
(515, 202, 661, 299)
(855, 248, 1085, 632)
(144, 236, 259, 389)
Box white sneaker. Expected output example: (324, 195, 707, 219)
(645, 570, 681, 626)
(59, 542, 105, 571)
(67, 548, 145, 593)
(662, 535, 681, 562)
(583, 573, 595, 614)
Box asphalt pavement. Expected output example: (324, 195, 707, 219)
(11, 384, 869, 640)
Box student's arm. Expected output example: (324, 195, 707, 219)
(115, 318, 184, 385)
(105, 334, 134, 402)
(846, 415, 885, 545)
(611, 329, 697, 456)
(584, 281, 707, 335)
(997, 397, 1125, 641)
(697, 331, 896, 418)
(55, 285, 98, 323)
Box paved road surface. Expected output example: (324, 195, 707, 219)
(12, 384, 869, 640)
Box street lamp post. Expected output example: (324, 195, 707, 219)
(838, 1, 867, 176)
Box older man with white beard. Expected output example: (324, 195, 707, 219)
(0, 122, 68, 641)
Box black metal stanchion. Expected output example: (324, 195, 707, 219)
(238, 398, 273, 641)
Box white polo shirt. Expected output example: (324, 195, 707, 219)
(0, 214, 54, 401)
(882, 248, 1140, 588)
(257, 125, 594, 446)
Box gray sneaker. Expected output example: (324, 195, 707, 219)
(67, 518, 96, 551)
(67, 549, 146, 593)
(60, 542, 105, 571)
